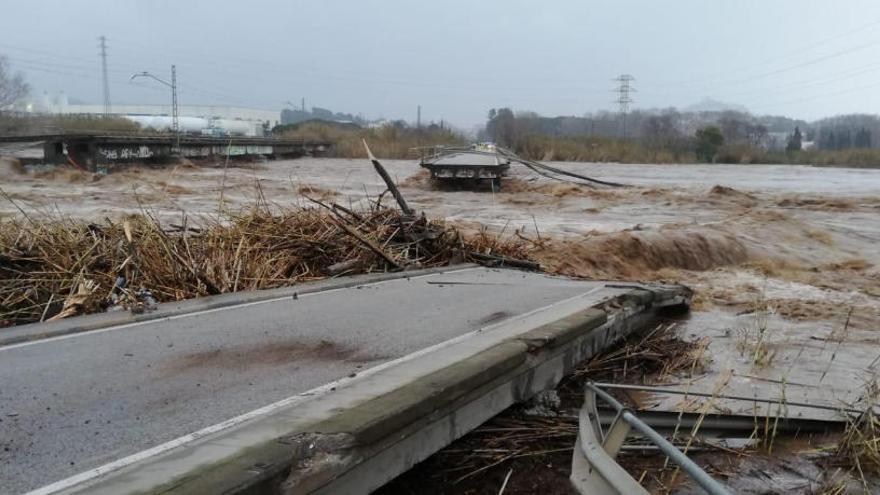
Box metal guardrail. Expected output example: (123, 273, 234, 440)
(570, 382, 733, 495)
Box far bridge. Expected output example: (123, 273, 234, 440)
(0, 133, 332, 171)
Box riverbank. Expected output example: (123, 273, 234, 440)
(511, 134, 880, 168)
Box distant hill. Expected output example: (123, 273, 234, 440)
(281, 107, 365, 126)
(684, 98, 750, 114)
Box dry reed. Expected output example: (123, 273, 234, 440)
(0, 203, 530, 327)
(832, 378, 880, 489)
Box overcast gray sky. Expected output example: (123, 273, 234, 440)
(3, 0, 880, 127)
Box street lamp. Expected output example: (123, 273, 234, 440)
(131, 65, 179, 152)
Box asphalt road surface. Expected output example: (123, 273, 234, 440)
(0, 267, 605, 494)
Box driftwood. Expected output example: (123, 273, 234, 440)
(0, 145, 540, 326)
(363, 139, 414, 215)
(331, 217, 402, 269)
(359, 142, 541, 273)
(327, 259, 360, 275)
(467, 252, 541, 271)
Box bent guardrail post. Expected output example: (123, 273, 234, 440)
(570, 385, 648, 495)
(571, 382, 733, 495)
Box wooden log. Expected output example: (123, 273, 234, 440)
(467, 252, 541, 271)
(363, 139, 414, 216)
(327, 259, 360, 275)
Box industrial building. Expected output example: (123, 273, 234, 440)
(19, 92, 281, 137)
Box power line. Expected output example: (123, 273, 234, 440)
(749, 77, 880, 111)
(99, 36, 111, 116)
(0, 41, 102, 66)
(652, 18, 880, 89)
(724, 61, 880, 99)
(5, 57, 166, 94)
(5, 19, 880, 117)
(102, 30, 880, 115)
(6, 19, 874, 121)
(6, 59, 96, 78)
(8, 54, 272, 108)
(108, 39, 616, 94)
(110, 29, 880, 101)
(731, 39, 880, 85)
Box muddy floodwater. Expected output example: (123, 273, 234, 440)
(2, 157, 880, 491)
(1, 157, 878, 308)
(1, 157, 878, 317)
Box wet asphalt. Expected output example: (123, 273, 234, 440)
(0, 268, 601, 494)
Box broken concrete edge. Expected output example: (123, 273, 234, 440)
(310, 341, 534, 446)
(146, 341, 537, 495)
(128, 290, 662, 495)
(319, 301, 662, 495)
(0, 263, 482, 347)
(606, 284, 692, 308)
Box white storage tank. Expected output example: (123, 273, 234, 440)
(212, 119, 257, 136)
(124, 115, 209, 132)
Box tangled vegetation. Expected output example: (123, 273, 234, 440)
(0, 203, 529, 327)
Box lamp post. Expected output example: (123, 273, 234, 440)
(131, 65, 179, 152)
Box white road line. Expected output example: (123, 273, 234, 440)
(1, 267, 478, 352)
(24, 285, 607, 495)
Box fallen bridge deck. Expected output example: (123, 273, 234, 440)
(420, 148, 511, 187)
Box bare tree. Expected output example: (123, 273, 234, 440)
(746, 123, 768, 148)
(0, 55, 29, 112)
(718, 113, 748, 143)
(642, 113, 679, 147)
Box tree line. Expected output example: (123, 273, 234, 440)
(481, 107, 880, 166)
(483, 108, 880, 150)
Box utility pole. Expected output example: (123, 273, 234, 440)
(171, 65, 179, 151)
(613, 74, 635, 139)
(301, 97, 305, 113)
(416, 105, 421, 130)
(99, 36, 111, 116)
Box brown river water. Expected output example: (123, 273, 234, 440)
(1, 157, 877, 327)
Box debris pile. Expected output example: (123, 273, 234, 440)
(0, 205, 532, 327)
(0, 142, 533, 327)
(572, 322, 708, 383)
